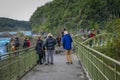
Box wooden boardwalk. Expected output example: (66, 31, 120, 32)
(21, 53, 90, 80)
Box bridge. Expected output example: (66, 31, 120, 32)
(0, 33, 120, 80)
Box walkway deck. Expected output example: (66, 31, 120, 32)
(21, 53, 90, 80)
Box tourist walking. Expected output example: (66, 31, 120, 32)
(56, 35, 61, 49)
(35, 36, 44, 64)
(62, 31, 73, 64)
(43, 33, 57, 65)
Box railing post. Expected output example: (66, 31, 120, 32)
(9, 54, 12, 80)
(17, 51, 20, 79)
(114, 64, 117, 80)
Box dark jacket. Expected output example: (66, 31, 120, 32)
(35, 39, 43, 54)
(62, 34, 73, 50)
(23, 40, 28, 48)
(43, 36, 57, 50)
(14, 38, 19, 49)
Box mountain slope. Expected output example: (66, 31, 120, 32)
(0, 17, 31, 31)
(30, 0, 120, 33)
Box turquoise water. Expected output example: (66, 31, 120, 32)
(0, 31, 32, 55)
(0, 38, 10, 55)
(0, 31, 32, 36)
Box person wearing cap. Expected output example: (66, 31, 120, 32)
(62, 31, 73, 64)
(35, 36, 44, 64)
(43, 33, 57, 65)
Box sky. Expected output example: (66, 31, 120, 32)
(0, 0, 53, 21)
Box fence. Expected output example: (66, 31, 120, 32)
(73, 37, 120, 80)
(0, 46, 37, 80)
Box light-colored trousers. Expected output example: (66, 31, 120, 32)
(65, 49, 72, 62)
(46, 50, 54, 63)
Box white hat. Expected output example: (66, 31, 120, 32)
(47, 33, 53, 37)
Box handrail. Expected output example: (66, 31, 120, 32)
(74, 39, 120, 65)
(76, 32, 114, 48)
(82, 33, 113, 44)
(73, 35, 120, 80)
(0, 45, 35, 58)
(0, 45, 37, 80)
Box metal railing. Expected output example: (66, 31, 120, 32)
(73, 38, 120, 80)
(82, 33, 114, 48)
(0, 46, 37, 80)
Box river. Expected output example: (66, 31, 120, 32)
(0, 38, 10, 55)
(0, 31, 32, 55)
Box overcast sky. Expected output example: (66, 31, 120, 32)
(0, 0, 53, 21)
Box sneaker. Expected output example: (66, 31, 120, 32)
(45, 63, 48, 65)
(51, 63, 54, 65)
(66, 62, 69, 64)
(40, 63, 43, 65)
(70, 62, 73, 64)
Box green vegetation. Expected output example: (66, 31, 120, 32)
(30, 0, 120, 60)
(0, 17, 31, 31)
(30, 0, 120, 33)
(105, 19, 120, 60)
(0, 47, 37, 80)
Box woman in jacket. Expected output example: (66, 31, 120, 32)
(35, 36, 44, 64)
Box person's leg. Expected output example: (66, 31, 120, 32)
(43, 52, 46, 63)
(38, 54, 42, 64)
(36, 54, 40, 64)
(89, 40, 93, 46)
(50, 50, 54, 64)
(68, 49, 73, 64)
(45, 50, 50, 64)
(58, 42, 60, 47)
(65, 50, 69, 64)
(40, 53, 43, 64)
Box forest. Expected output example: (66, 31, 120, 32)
(0, 17, 31, 31)
(30, 0, 120, 32)
(30, 0, 120, 60)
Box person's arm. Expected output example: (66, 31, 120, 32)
(62, 37, 65, 47)
(70, 35, 73, 42)
(35, 43, 37, 50)
(42, 39, 47, 48)
(35, 40, 38, 50)
(54, 39, 57, 45)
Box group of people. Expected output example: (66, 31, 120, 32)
(81, 28, 104, 47)
(10, 37, 30, 52)
(22, 38, 31, 48)
(10, 37, 20, 52)
(8, 29, 73, 65)
(35, 29, 73, 65)
(35, 33, 57, 65)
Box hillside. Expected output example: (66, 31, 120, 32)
(30, 0, 120, 33)
(0, 17, 31, 31)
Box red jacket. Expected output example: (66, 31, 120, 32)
(27, 40, 30, 47)
(89, 33, 95, 38)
